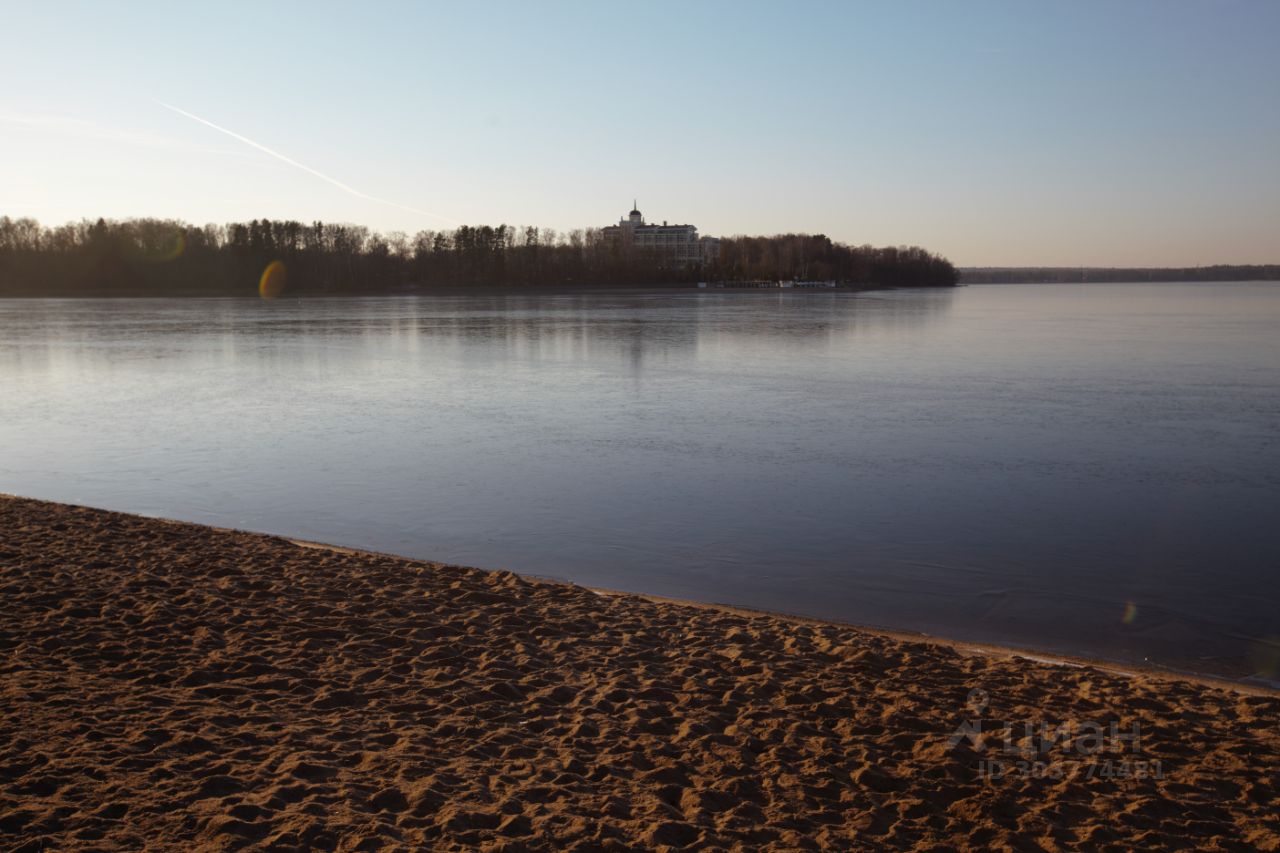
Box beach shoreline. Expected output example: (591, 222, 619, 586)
(3, 493, 1279, 850)
(287, 534, 1279, 697)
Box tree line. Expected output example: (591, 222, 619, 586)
(0, 216, 958, 296)
(960, 266, 1280, 284)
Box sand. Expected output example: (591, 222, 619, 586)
(1, 494, 1277, 851)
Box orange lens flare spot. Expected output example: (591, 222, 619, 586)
(1121, 602, 1138, 625)
(1250, 637, 1280, 679)
(259, 260, 287, 299)
(157, 230, 186, 262)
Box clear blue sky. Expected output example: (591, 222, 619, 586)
(2, 0, 1277, 266)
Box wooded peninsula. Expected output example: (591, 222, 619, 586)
(0, 216, 959, 296)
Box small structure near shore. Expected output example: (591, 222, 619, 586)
(697, 280, 839, 289)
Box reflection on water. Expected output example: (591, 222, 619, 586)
(2, 285, 1278, 680)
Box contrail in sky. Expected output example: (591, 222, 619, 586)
(155, 100, 458, 225)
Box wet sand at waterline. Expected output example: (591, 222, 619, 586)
(2, 495, 1278, 851)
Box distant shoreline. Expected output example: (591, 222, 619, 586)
(0, 282, 903, 299)
(4, 279, 1277, 299)
(959, 265, 1280, 284)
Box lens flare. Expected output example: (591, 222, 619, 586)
(155, 230, 185, 262)
(259, 260, 287, 299)
(1249, 636, 1280, 679)
(1121, 602, 1138, 625)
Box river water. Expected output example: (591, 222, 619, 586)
(2, 283, 1278, 680)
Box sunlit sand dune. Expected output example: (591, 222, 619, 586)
(2, 494, 1277, 851)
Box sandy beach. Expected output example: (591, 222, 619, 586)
(2, 494, 1278, 851)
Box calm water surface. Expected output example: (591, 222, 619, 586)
(2, 284, 1278, 680)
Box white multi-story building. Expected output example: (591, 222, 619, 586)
(602, 203, 718, 267)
